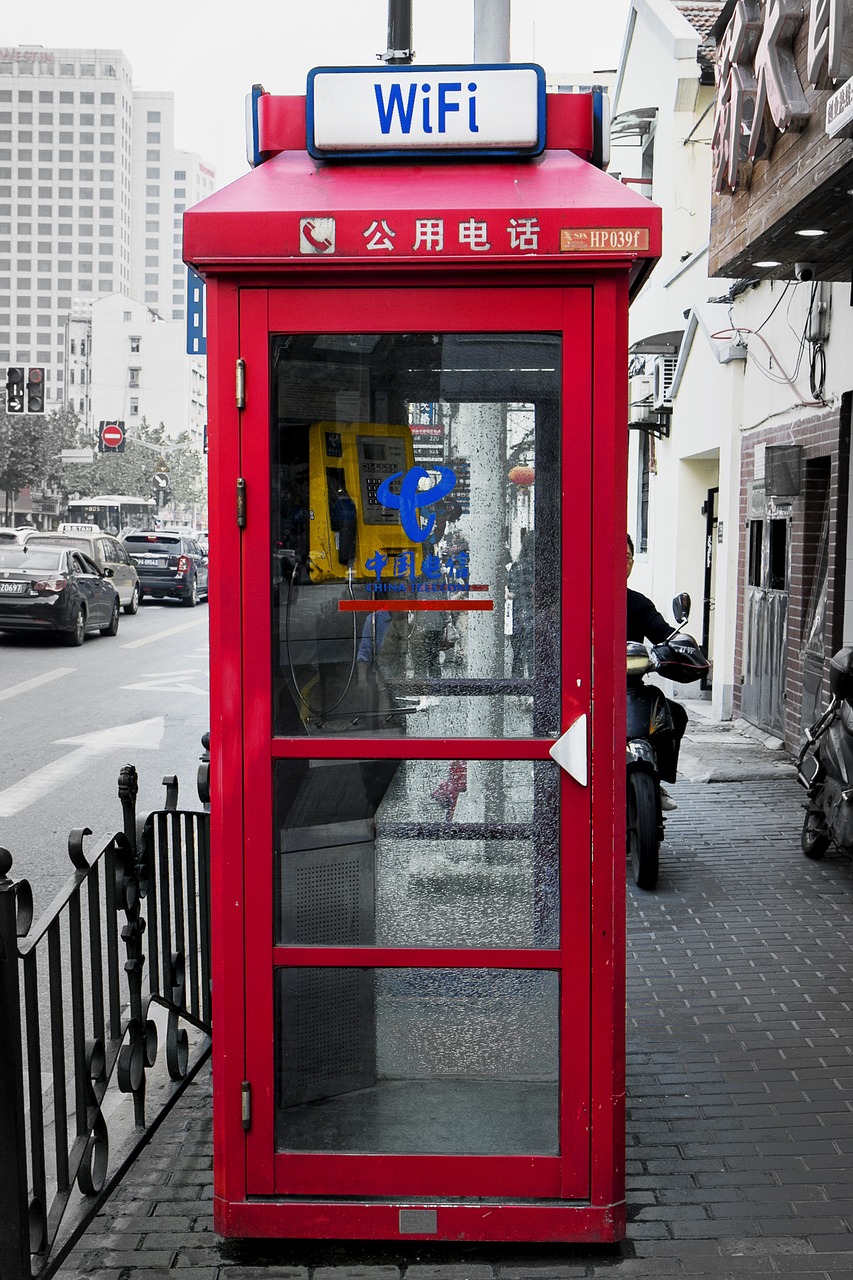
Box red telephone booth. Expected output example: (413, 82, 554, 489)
(184, 68, 660, 1244)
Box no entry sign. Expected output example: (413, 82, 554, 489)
(99, 420, 125, 451)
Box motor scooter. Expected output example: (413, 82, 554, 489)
(797, 646, 853, 860)
(627, 593, 709, 890)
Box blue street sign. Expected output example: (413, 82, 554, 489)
(186, 267, 207, 356)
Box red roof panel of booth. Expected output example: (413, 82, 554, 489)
(184, 95, 661, 292)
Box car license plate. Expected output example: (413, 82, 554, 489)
(137, 557, 162, 566)
(0, 581, 24, 593)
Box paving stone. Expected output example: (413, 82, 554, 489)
(313, 1269, 402, 1280)
(129, 1272, 221, 1279)
(53, 1271, 125, 1280)
(772, 1253, 853, 1269)
(219, 1269, 310, 1278)
(803, 1237, 853, 1253)
(495, 1268, 591, 1280)
(405, 1268, 496, 1279)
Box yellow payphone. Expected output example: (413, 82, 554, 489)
(307, 421, 417, 582)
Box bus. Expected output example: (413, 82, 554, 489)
(62, 495, 158, 534)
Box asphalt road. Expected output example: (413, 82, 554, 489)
(0, 596, 210, 910)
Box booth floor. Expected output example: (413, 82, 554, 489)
(277, 1079, 558, 1154)
(58, 712, 853, 1279)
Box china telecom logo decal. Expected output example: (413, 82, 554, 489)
(376, 465, 457, 541)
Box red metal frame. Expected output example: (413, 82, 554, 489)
(256, 90, 600, 163)
(206, 270, 629, 1241)
(192, 105, 653, 1241)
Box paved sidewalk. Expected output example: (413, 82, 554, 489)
(58, 717, 853, 1280)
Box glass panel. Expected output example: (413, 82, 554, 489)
(274, 757, 560, 948)
(274, 967, 559, 1154)
(270, 332, 561, 738)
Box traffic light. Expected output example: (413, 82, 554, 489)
(26, 366, 45, 414)
(5, 366, 25, 413)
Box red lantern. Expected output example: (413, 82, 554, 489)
(508, 465, 535, 486)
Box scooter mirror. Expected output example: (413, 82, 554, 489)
(672, 592, 691, 624)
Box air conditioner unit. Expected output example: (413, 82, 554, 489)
(629, 375, 653, 410)
(652, 356, 677, 409)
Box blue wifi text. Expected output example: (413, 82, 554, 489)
(374, 81, 480, 135)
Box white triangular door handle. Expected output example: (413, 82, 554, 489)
(549, 714, 588, 787)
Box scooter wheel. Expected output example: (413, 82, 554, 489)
(628, 771, 659, 890)
(801, 806, 830, 860)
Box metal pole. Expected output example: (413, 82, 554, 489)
(385, 0, 413, 64)
(473, 0, 510, 63)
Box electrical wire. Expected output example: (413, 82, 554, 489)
(754, 281, 791, 334)
(810, 343, 827, 400)
(789, 281, 819, 383)
(284, 562, 358, 721)
(710, 326, 825, 407)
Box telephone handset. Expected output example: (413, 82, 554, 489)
(326, 469, 357, 566)
(307, 421, 417, 583)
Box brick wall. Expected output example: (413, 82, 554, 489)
(734, 402, 851, 749)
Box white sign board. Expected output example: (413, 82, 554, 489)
(826, 76, 853, 137)
(308, 64, 545, 158)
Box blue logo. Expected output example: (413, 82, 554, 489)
(376, 465, 457, 542)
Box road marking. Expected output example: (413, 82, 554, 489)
(121, 668, 209, 696)
(121, 617, 208, 649)
(0, 717, 165, 818)
(0, 667, 76, 702)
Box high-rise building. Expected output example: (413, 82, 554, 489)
(0, 45, 215, 416)
(130, 89, 215, 322)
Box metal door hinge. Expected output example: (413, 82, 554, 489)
(236, 358, 246, 409)
(237, 477, 247, 528)
(241, 1080, 252, 1130)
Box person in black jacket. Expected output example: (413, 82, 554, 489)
(627, 534, 687, 809)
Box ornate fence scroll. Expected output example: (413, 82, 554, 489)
(0, 763, 211, 1280)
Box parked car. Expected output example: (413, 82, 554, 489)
(0, 544, 121, 645)
(122, 529, 209, 606)
(25, 528, 140, 614)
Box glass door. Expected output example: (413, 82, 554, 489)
(240, 286, 592, 1200)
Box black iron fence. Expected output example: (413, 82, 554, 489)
(0, 762, 211, 1280)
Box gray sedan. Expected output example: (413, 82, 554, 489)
(26, 530, 140, 614)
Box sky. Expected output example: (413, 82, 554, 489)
(3, 0, 631, 188)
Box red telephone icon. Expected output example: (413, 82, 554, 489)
(302, 220, 334, 252)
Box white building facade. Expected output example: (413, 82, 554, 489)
(0, 44, 213, 426)
(611, 0, 735, 718)
(613, 0, 853, 750)
(90, 294, 206, 445)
